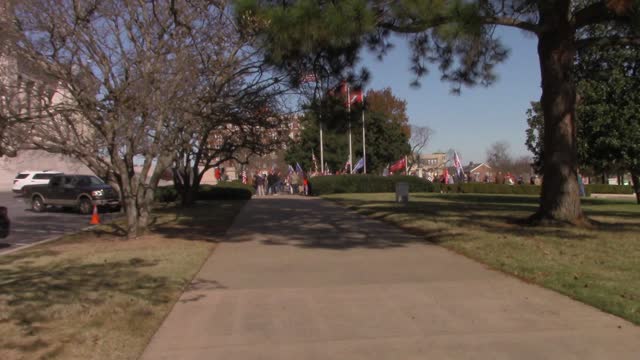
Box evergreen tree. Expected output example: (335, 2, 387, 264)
(526, 34, 640, 203)
(286, 98, 410, 174)
(237, 0, 640, 224)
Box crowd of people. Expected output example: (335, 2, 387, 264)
(252, 171, 310, 196)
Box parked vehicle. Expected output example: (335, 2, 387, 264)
(0, 206, 9, 238)
(22, 175, 120, 214)
(12, 170, 62, 193)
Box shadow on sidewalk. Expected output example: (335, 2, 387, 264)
(217, 197, 445, 250)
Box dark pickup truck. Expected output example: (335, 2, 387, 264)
(23, 175, 120, 214)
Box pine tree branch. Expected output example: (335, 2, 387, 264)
(380, 15, 539, 34)
(575, 35, 640, 49)
(573, 0, 635, 28)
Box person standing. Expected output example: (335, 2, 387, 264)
(291, 172, 299, 194)
(256, 174, 265, 196)
(303, 176, 309, 196)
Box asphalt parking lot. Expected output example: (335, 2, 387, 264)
(0, 191, 120, 254)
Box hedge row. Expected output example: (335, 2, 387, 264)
(585, 184, 634, 194)
(433, 183, 542, 195)
(309, 175, 435, 195)
(155, 182, 254, 203)
(303, 175, 639, 196)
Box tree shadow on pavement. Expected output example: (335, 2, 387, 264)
(220, 197, 462, 250)
(219, 196, 640, 251)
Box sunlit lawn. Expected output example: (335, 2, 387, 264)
(0, 200, 246, 360)
(324, 193, 640, 325)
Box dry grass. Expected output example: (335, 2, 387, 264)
(0, 200, 247, 360)
(324, 193, 640, 325)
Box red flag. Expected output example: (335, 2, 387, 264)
(389, 158, 406, 173)
(328, 80, 347, 97)
(348, 88, 363, 106)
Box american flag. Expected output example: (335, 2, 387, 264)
(352, 157, 365, 174)
(453, 151, 464, 178)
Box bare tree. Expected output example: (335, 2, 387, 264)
(168, 2, 291, 205)
(511, 155, 534, 178)
(407, 125, 434, 171)
(486, 141, 513, 173)
(7, 0, 215, 237)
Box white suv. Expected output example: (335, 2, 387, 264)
(12, 170, 63, 193)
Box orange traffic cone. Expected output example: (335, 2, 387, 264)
(90, 204, 100, 225)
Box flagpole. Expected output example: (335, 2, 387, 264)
(320, 118, 324, 174)
(405, 155, 408, 175)
(347, 84, 353, 174)
(319, 80, 324, 175)
(362, 106, 366, 175)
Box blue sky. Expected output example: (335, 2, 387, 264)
(358, 28, 541, 164)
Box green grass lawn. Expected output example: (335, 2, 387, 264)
(324, 193, 640, 325)
(0, 200, 246, 360)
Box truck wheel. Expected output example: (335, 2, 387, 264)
(79, 198, 93, 215)
(32, 196, 45, 212)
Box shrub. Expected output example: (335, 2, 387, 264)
(155, 183, 254, 203)
(220, 180, 256, 194)
(198, 184, 253, 200)
(308, 176, 633, 197)
(155, 186, 179, 202)
(457, 183, 541, 195)
(309, 175, 435, 195)
(585, 184, 634, 195)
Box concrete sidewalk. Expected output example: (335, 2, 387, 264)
(142, 196, 640, 359)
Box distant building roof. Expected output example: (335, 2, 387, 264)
(466, 162, 492, 173)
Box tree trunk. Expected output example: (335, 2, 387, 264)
(173, 165, 202, 206)
(631, 173, 640, 204)
(181, 183, 198, 206)
(124, 194, 140, 238)
(534, 3, 585, 224)
(137, 189, 153, 233)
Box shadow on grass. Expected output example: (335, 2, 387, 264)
(83, 200, 247, 242)
(0, 257, 173, 342)
(306, 194, 640, 247)
(151, 201, 247, 242)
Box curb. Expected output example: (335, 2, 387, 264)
(0, 225, 96, 257)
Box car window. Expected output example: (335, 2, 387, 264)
(90, 176, 105, 185)
(76, 177, 90, 186)
(49, 176, 62, 187)
(33, 173, 57, 180)
(15, 173, 29, 179)
(62, 176, 75, 187)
